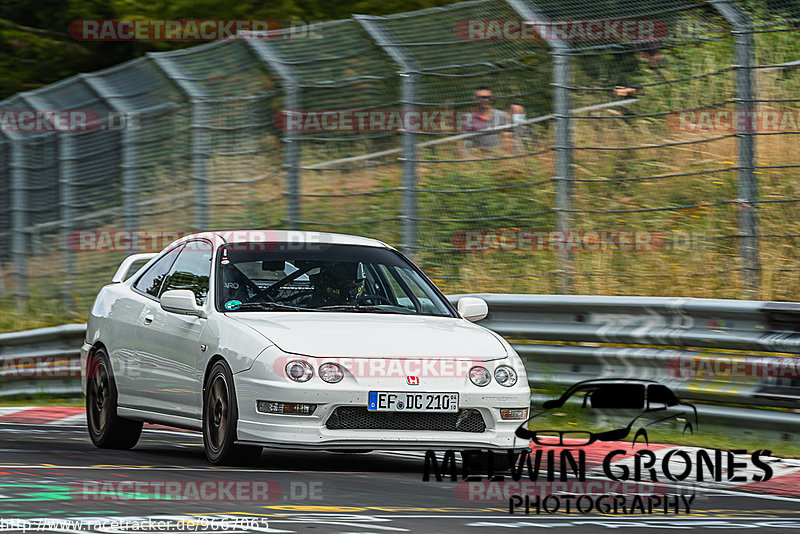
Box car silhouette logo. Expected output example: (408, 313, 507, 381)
(515, 379, 698, 448)
(407, 376, 420, 385)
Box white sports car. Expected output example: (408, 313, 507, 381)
(81, 231, 531, 465)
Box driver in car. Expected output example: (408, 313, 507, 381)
(310, 263, 367, 307)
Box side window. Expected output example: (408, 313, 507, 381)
(133, 246, 183, 299)
(397, 268, 428, 300)
(363, 264, 390, 302)
(377, 265, 412, 309)
(160, 240, 213, 305)
(589, 384, 646, 409)
(648, 384, 679, 407)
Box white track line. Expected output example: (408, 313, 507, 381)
(49, 413, 86, 425)
(0, 407, 35, 416)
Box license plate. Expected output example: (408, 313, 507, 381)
(368, 392, 459, 413)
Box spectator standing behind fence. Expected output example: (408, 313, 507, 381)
(507, 102, 537, 154)
(613, 44, 666, 97)
(459, 87, 511, 158)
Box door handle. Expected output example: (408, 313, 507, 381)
(143, 314, 154, 325)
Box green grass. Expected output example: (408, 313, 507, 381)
(0, 306, 81, 334)
(0, 395, 84, 407)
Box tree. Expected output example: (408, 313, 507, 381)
(0, 0, 460, 99)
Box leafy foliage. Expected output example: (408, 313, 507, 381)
(0, 0, 460, 99)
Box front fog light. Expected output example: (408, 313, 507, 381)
(494, 366, 518, 387)
(257, 401, 316, 415)
(501, 408, 528, 420)
(285, 360, 313, 382)
(469, 366, 491, 387)
(319, 363, 344, 383)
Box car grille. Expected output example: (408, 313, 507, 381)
(325, 407, 486, 433)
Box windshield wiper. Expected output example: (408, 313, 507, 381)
(227, 302, 307, 312)
(314, 305, 404, 314)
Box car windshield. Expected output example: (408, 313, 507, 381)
(216, 242, 454, 317)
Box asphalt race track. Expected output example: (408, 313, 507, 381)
(0, 419, 799, 533)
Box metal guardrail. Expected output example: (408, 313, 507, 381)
(450, 294, 800, 391)
(451, 294, 800, 434)
(0, 324, 85, 397)
(1, 295, 798, 434)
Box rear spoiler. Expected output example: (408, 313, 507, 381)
(111, 253, 158, 283)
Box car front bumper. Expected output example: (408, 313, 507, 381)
(233, 353, 531, 451)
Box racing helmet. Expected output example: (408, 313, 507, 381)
(312, 262, 366, 305)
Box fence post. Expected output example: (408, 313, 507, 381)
(150, 54, 209, 232)
(246, 39, 301, 230)
(83, 74, 139, 235)
(57, 133, 77, 304)
(0, 136, 8, 298)
(552, 50, 574, 294)
(506, 0, 574, 293)
(8, 134, 28, 308)
(23, 91, 78, 307)
(354, 16, 419, 256)
(711, 0, 759, 298)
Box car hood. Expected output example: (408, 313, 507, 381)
(226, 312, 508, 360)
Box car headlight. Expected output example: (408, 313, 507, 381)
(285, 360, 313, 382)
(469, 366, 491, 387)
(319, 362, 343, 383)
(494, 366, 518, 387)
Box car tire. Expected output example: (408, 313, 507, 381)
(203, 361, 262, 466)
(86, 348, 143, 450)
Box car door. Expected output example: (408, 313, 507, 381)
(136, 239, 213, 418)
(115, 245, 184, 409)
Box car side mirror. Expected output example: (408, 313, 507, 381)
(161, 289, 205, 317)
(458, 297, 488, 322)
(542, 399, 561, 409)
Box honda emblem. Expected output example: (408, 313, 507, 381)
(407, 376, 420, 386)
